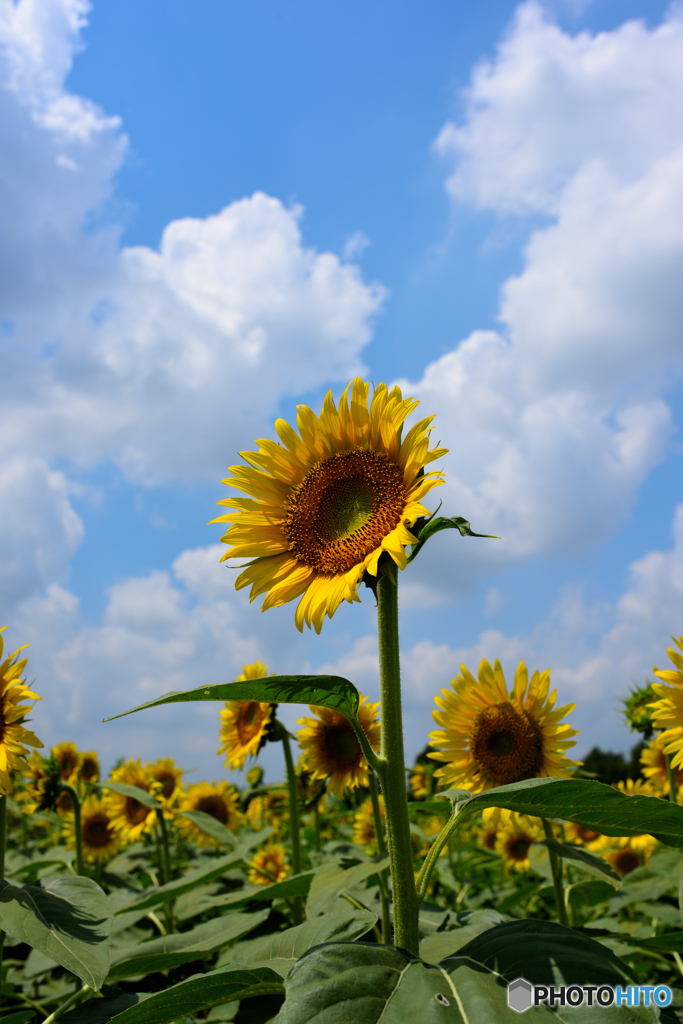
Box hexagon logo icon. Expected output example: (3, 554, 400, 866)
(508, 978, 534, 1013)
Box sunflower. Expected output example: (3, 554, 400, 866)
(177, 781, 243, 847)
(353, 795, 385, 853)
(603, 846, 646, 877)
(496, 814, 542, 873)
(246, 790, 289, 834)
(429, 659, 580, 800)
(212, 378, 447, 633)
(248, 844, 289, 885)
(0, 628, 43, 795)
(650, 635, 683, 767)
(217, 662, 274, 771)
(297, 694, 381, 799)
(106, 760, 156, 843)
(52, 741, 79, 782)
(246, 765, 264, 787)
(565, 822, 603, 851)
(63, 796, 120, 863)
(480, 826, 498, 851)
(77, 751, 100, 784)
(146, 758, 184, 812)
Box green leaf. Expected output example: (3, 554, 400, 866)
(99, 782, 160, 809)
(407, 515, 498, 564)
(106, 965, 284, 1024)
(419, 909, 506, 964)
(439, 777, 683, 846)
(62, 994, 143, 1024)
(0, 875, 111, 990)
(540, 837, 621, 886)
(193, 871, 316, 917)
(116, 834, 270, 914)
(305, 856, 390, 917)
(104, 675, 359, 722)
(0, 1011, 36, 1024)
(618, 929, 683, 953)
(176, 810, 240, 847)
(108, 908, 270, 980)
(234, 907, 378, 976)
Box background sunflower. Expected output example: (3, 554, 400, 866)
(297, 693, 380, 799)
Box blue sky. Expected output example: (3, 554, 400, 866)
(1, 0, 682, 784)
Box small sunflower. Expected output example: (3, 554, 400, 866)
(178, 781, 243, 847)
(146, 757, 184, 812)
(0, 628, 43, 795)
(297, 694, 381, 799)
(63, 796, 120, 863)
(603, 846, 646, 877)
(246, 765, 265, 787)
(218, 662, 274, 772)
(650, 636, 683, 768)
(496, 814, 542, 873)
(248, 844, 289, 885)
(641, 735, 683, 795)
(246, 790, 288, 833)
(565, 822, 603, 852)
(429, 659, 580, 801)
(77, 751, 100, 784)
(106, 760, 156, 843)
(52, 741, 79, 782)
(212, 378, 447, 633)
(353, 795, 385, 853)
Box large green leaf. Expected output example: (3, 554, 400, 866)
(99, 783, 160, 809)
(541, 837, 621, 886)
(108, 908, 270, 980)
(0, 875, 111, 990)
(104, 675, 359, 722)
(106, 965, 284, 1024)
(440, 778, 683, 846)
(306, 856, 390, 917)
(407, 515, 498, 564)
(176, 810, 240, 847)
(190, 871, 316, 918)
(0, 1011, 36, 1024)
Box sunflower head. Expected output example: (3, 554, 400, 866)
(106, 760, 156, 843)
(218, 662, 275, 771)
(212, 378, 447, 632)
(603, 846, 643, 877)
(297, 693, 380, 799)
(352, 795, 385, 853)
(429, 659, 580, 794)
(649, 635, 683, 769)
(63, 795, 120, 863)
(52, 741, 79, 782)
(641, 734, 683, 795)
(248, 844, 289, 885)
(481, 827, 498, 851)
(246, 790, 289, 833)
(0, 627, 43, 795)
(178, 781, 243, 847)
(77, 751, 100, 784)
(496, 814, 541, 873)
(146, 757, 184, 810)
(622, 682, 657, 738)
(566, 821, 603, 851)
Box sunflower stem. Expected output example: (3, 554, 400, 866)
(313, 802, 321, 851)
(279, 726, 303, 924)
(156, 808, 172, 885)
(0, 795, 5, 1011)
(666, 753, 678, 803)
(376, 572, 420, 955)
(61, 784, 83, 875)
(542, 818, 569, 928)
(40, 983, 91, 1024)
(369, 772, 392, 944)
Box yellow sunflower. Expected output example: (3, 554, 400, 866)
(297, 694, 381, 799)
(218, 662, 274, 772)
(565, 821, 603, 852)
(248, 844, 289, 885)
(650, 636, 683, 768)
(640, 735, 682, 794)
(353, 795, 385, 853)
(52, 741, 79, 782)
(212, 378, 447, 633)
(106, 760, 156, 843)
(63, 796, 120, 863)
(428, 659, 580, 804)
(480, 826, 498, 851)
(0, 628, 43, 795)
(496, 814, 542, 873)
(146, 757, 184, 812)
(77, 751, 100, 784)
(177, 781, 243, 847)
(246, 790, 289, 834)
(603, 845, 649, 878)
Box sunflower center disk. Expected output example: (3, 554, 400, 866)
(84, 816, 113, 847)
(324, 723, 361, 769)
(283, 447, 407, 575)
(469, 702, 543, 786)
(196, 795, 229, 824)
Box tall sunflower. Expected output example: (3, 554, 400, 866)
(649, 635, 683, 767)
(297, 694, 381, 799)
(52, 741, 78, 782)
(212, 378, 447, 633)
(0, 628, 43, 795)
(218, 662, 274, 771)
(428, 659, 580, 796)
(106, 760, 156, 843)
(178, 781, 243, 847)
(63, 796, 120, 864)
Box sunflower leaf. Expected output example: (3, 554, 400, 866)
(407, 515, 499, 565)
(539, 837, 621, 886)
(175, 810, 240, 848)
(103, 675, 360, 722)
(99, 783, 160, 809)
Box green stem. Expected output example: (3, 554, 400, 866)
(0, 795, 5, 1012)
(542, 819, 569, 928)
(666, 753, 678, 803)
(60, 784, 83, 875)
(375, 572, 420, 955)
(416, 808, 456, 899)
(156, 809, 172, 885)
(313, 803, 321, 851)
(41, 983, 91, 1024)
(369, 773, 392, 944)
(280, 727, 303, 924)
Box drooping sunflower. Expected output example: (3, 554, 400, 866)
(496, 814, 542, 873)
(641, 735, 683, 795)
(106, 760, 156, 843)
(177, 781, 243, 848)
(0, 628, 43, 795)
(428, 659, 580, 799)
(63, 796, 120, 863)
(353, 795, 385, 853)
(218, 662, 274, 772)
(77, 751, 100, 785)
(146, 758, 184, 813)
(649, 635, 683, 768)
(52, 741, 79, 782)
(212, 378, 448, 633)
(297, 694, 381, 799)
(248, 844, 289, 885)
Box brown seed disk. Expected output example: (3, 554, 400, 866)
(282, 447, 407, 575)
(195, 795, 229, 824)
(470, 702, 544, 786)
(83, 814, 115, 848)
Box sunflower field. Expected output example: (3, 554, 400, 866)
(3, 378, 683, 1023)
